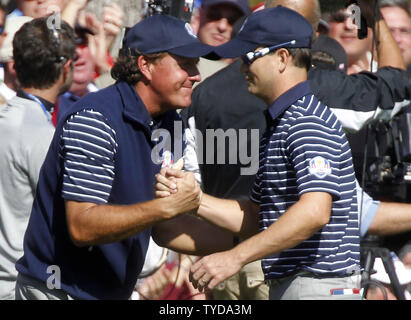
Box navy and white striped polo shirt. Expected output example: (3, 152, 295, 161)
(250, 81, 360, 279)
(61, 109, 117, 204)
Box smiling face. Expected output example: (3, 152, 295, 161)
(240, 47, 278, 103)
(148, 53, 201, 110)
(197, 3, 244, 46)
(327, 9, 372, 66)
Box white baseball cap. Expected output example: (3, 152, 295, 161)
(0, 16, 33, 63)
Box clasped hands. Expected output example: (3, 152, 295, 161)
(154, 159, 242, 292)
(155, 158, 202, 217)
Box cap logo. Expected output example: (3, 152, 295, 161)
(185, 23, 197, 39)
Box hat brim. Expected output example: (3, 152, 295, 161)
(214, 38, 259, 59)
(168, 42, 217, 59)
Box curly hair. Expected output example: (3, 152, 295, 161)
(111, 49, 166, 85)
(13, 16, 76, 89)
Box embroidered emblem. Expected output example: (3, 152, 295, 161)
(161, 150, 174, 168)
(185, 23, 197, 38)
(308, 156, 332, 178)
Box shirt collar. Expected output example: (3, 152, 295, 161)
(17, 89, 55, 112)
(267, 80, 312, 121)
(116, 81, 154, 128)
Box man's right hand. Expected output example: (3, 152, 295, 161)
(165, 170, 202, 218)
(155, 158, 202, 217)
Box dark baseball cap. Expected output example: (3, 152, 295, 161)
(312, 35, 348, 73)
(121, 14, 215, 58)
(202, 0, 251, 16)
(214, 6, 313, 58)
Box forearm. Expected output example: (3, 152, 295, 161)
(367, 201, 411, 236)
(152, 215, 235, 256)
(61, 1, 85, 27)
(231, 193, 331, 266)
(197, 195, 259, 237)
(376, 18, 406, 70)
(66, 197, 180, 247)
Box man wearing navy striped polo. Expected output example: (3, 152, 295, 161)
(185, 7, 362, 299)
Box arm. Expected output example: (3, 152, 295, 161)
(152, 214, 237, 256)
(366, 201, 411, 236)
(156, 167, 260, 236)
(66, 171, 201, 247)
(61, 0, 90, 28)
(190, 192, 332, 290)
(198, 194, 259, 237)
(101, 2, 124, 53)
(375, 17, 406, 70)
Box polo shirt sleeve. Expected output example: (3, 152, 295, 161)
(286, 114, 343, 200)
(60, 109, 117, 204)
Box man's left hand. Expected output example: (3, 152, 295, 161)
(189, 250, 243, 291)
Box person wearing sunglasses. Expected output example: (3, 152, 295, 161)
(327, 7, 376, 74)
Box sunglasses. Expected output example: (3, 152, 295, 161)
(241, 40, 296, 66)
(329, 11, 351, 23)
(50, 24, 79, 64)
(0, 25, 4, 35)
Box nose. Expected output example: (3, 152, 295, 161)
(343, 17, 357, 31)
(391, 29, 403, 43)
(188, 64, 201, 83)
(216, 18, 230, 32)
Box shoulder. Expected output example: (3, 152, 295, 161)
(288, 94, 339, 128)
(59, 85, 121, 126)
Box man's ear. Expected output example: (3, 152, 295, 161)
(6, 60, 16, 76)
(137, 55, 153, 81)
(277, 48, 290, 73)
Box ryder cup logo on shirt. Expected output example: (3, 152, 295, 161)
(309, 156, 332, 178)
(185, 23, 197, 38)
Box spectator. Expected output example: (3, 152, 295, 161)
(0, 16, 76, 300)
(191, 0, 249, 46)
(56, 25, 99, 123)
(14, 14, 211, 300)
(326, 6, 376, 74)
(9, 0, 69, 18)
(191, 0, 250, 82)
(0, 16, 33, 104)
(380, 0, 411, 71)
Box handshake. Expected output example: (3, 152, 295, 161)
(155, 158, 203, 217)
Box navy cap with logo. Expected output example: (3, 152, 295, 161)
(121, 14, 215, 58)
(214, 6, 313, 58)
(202, 0, 251, 16)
